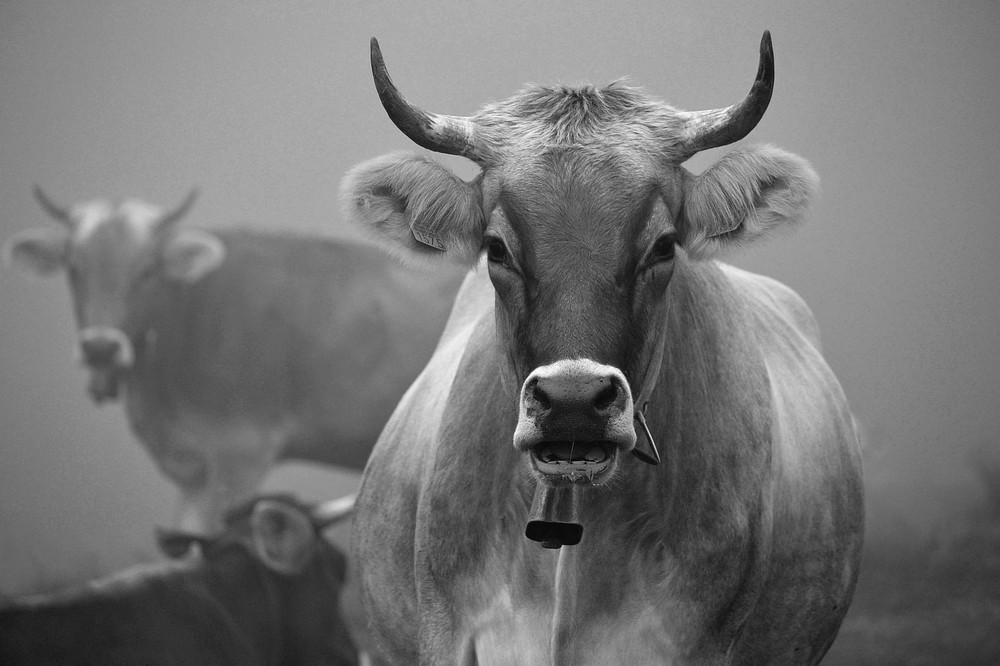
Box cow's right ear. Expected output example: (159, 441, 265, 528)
(2, 227, 69, 277)
(250, 500, 317, 575)
(341, 152, 485, 267)
(162, 229, 226, 283)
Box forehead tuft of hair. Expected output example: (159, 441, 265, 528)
(68, 199, 163, 244)
(117, 199, 166, 226)
(473, 81, 689, 163)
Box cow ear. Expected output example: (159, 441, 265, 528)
(681, 145, 819, 259)
(250, 500, 317, 575)
(3, 227, 69, 277)
(341, 152, 485, 267)
(162, 229, 226, 283)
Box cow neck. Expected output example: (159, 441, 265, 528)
(630, 318, 667, 466)
(549, 545, 581, 665)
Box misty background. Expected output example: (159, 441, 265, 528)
(1, 0, 997, 642)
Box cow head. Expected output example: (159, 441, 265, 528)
(3, 189, 225, 402)
(156, 493, 359, 664)
(343, 33, 818, 488)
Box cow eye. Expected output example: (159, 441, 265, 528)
(649, 234, 676, 263)
(485, 237, 509, 266)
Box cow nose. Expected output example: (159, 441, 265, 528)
(514, 359, 636, 452)
(78, 327, 135, 368)
(525, 369, 628, 421)
(80, 337, 121, 365)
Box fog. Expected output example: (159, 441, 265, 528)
(1, 0, 998, 653)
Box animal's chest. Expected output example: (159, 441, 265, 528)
(425, 544, 684, 666)
(122, 383, 291, 480)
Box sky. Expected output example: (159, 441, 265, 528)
(1, 1, 998, 593)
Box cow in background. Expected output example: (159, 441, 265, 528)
(344, 33, 863, 664)
(3, 191, 463, 533)
(0, 494, 359, 665)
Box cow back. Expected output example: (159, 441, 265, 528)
(126, 230, 463, 471)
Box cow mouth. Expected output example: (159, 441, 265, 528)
(86, 365, 124, 403)
(76, 327, 136, 403)
(529, 441, 618, 484)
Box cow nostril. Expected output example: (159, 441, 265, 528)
(531, 383, 552, 412)
(593, 382, 618, 412)
(82, 339, 120, 363)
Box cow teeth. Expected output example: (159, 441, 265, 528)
(584, 446, 605, 462)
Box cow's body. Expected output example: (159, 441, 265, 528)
(121, 230, 461, 529)
(0, 495, 359, 665)
(357, 264, 861, 664)
(5, 207, 463, 532)
(346, 32, 863, 664)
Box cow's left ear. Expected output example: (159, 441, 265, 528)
(680, 145, 819, 259)
(250, 500, 317, 575)
(162, 229, 226, 283)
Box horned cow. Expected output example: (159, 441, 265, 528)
(344, 32, 863, 664)
(4, 195, 463, 533)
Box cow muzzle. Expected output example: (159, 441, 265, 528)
(513, 359, 637, 486)
(77, 327, 135, 402)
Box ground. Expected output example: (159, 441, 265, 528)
(825, 502, 1000, 665)
(5, 473, 999, 664)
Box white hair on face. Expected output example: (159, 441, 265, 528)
(340, 152, 485, 268)
(71, 200, 116, 243)
(118, 200, 165, 231)
(72, 199, 164, 245)
(682, 145, 820, 259)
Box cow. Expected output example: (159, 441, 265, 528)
(3, 193, 464, 533)
(343, 32, 864, 664)
(0, 493, 360, 665)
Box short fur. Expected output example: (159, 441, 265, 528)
(472, 81, 689, 166)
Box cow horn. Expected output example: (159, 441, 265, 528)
(312, 492, 356, 528)
(158, 189, 199, 230)
(676, 31, 774, 158)
(370, 38, 481, 161)
(33, 186, 72, 226)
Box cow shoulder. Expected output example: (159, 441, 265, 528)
(719, 263, 822, 351)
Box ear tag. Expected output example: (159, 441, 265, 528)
(409, 223, 446, 251)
